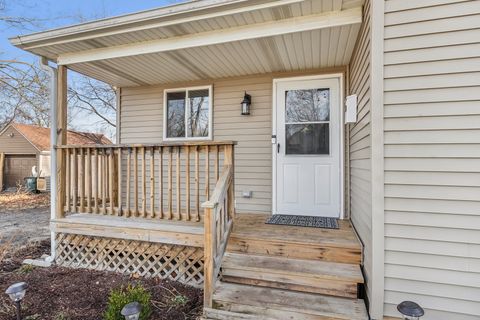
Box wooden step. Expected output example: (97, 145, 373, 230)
(203, 308, 276, 320)
(213, 282, 369, 320)
(227, 235, 362, 264)
(221, 252, 364, 298)
(227, 214, 362, 264)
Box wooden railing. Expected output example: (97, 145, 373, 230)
(202, 151, 235, 307)
(56, 141, 235, 221)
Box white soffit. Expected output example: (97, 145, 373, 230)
(12, 0, 364, 86)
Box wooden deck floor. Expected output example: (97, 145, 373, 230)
(232, 213, 361, 248)
(51, 213, 362, 253)
(51, 213, 204, 247)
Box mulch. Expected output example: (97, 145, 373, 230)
(0, 241, 203, 320)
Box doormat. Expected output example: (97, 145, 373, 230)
(265, 214, 339, 229)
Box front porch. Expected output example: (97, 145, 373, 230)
(50, 141, 366, 318)
(50, 140, 366, 318)
(10, 0, 371, 317)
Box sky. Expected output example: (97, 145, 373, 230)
(1, 0, 186, 138)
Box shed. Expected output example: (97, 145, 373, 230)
(0, 123, 111, 190)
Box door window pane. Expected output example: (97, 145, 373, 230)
(187, 89, 209, 137)
(166, 91, 186, 138)
(285, 89, 330, 122)
(286, 123, 329, 155)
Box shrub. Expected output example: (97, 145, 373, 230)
(104, 284, 152, 320)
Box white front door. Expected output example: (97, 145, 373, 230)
(275, 76, 341, 217)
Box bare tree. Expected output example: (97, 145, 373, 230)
(0, 60, 50, 131)
(68, 75, 117, 129)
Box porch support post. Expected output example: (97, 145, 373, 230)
(56, 65, 68, 219)
(0, 152, 4, 191)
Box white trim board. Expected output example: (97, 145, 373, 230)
(271, 73, 345, 219)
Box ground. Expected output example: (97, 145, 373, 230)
(0, 193, 203, 320)
(0, 192, 50, 247)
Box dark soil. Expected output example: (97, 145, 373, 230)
(0, 241, 203, 320)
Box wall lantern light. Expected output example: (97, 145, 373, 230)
(5, 282, 28, 320)
(241, 91, 251, 115)
(397, 301, 424, 320)
(121, 301, 142, 320)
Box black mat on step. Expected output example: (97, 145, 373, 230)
(265, 214, 339, 229)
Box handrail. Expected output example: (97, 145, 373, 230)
(202, 165, 233, 209)
(202, 163, 235, 308)
(55, 141, 237, 149)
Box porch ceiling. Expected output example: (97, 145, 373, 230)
(11, 0, 364, 87)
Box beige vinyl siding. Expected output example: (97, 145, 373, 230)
(0, 126, 39, 155)
(383, 1, 480, 319)
(348, 0, 372, 307)
(119, 75, 274, 214)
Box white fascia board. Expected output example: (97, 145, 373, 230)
(11, 0, 303, 50)
(57, 7, 362, 65)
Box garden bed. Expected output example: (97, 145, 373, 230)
(0, 241, 203, 320)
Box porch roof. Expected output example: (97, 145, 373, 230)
(10, 0, 364, 87)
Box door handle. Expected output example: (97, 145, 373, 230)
(277, 143, 280, 153)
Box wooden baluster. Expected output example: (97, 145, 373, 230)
(86, 148, 91, 213)
(102, 149, 107, 215)
(205, 145, 210, 200)
(94, 148, 99, 214)
(126, 148, 131, 217)
(72, 148, 77, 213)
(117, 148, 122, 216)
(79, 148, 85, 212)
(141, 147, 146, 217)
(176, 146, 181, 220)
(195, 146, 200, 222)
(65, 149, 70, 213)
(109, 148, 114, 215)
(168, 147, 173, 219)
(150, 147, 155, 218)
(186, 146, 190, 221)
(225, 145, 235, 219)
(133, 147, 138, 216)
(158, 147, 163, 219)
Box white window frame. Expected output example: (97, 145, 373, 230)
(163, 85, 213, 141)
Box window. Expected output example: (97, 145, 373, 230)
(163, 86, 212, 140)
(284, 88, 330, 155)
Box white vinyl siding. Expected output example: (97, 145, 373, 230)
(383, 1, 480, 319)
(348, 0, 372, 307)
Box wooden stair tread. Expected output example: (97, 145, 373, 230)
(222, 252, 364, 283)
(213, 282, 369, 320)
(203, 308, 276, 320)
(231, 214, 361, 250)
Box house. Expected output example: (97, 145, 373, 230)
(0, 123, 111, 190)
(9, 0, 480, 319)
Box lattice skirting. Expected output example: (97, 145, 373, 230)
(55, 233, 204, 287)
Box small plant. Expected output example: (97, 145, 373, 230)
(171, 294, 189, 306)
(54, 313, 69, 320)
(104, 284, 152, 320)
(18, 264, 35, 274)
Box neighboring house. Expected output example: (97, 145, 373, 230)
(9, 1, 480, 319)
(0, 123, 111, 190)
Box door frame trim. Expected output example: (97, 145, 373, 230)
(271, 73, 345, 219)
